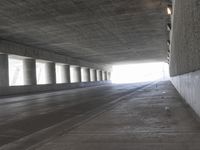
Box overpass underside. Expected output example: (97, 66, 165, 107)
(0, 0, 200, 149)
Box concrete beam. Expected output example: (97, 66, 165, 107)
(0, 40, 111, 72)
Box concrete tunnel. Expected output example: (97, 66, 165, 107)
(0, 0, 200, 149)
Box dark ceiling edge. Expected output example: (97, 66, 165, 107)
(0, 39, 111, 71)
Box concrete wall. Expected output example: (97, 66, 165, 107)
(170, 0, 200, 116)
(171, 71, 200, 115)
(170, 0, 200, 76)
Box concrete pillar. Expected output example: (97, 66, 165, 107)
(56, 64, 70, 84)
(102, 71, 106, 81)
(105, 71, 108, 81)
(46, 62, 56, 84)
(96, 70, 100, 81)
(70, 66, 82, 83)
(81, 67, 90, 82)
(107, 72, 111, 80)
(107, 72, 110, 80)
(86, 68, 91, 82)
(90, 69, 95, 82)
(0, 54, 9, 87)
(64, 65, 70, 83)
(99, 70, 103, 81)
(23, 59, 36, 85)
(77, 67, 81, 82)
(102, 71, 104, 81)
(94, 70, 98, 81)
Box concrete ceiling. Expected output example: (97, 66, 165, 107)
(0, 0, 170, 65)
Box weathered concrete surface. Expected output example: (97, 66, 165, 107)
(171, 70, 200, 116)
(0, 82, 149, 149)
(170, 0, 200, 76)
(0, 81, 200, 150)
(0, 0, 169, 64)
(169, 0, 200, 118)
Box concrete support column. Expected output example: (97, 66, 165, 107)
(96, 70, 100, 81)
(0, 54, 9, 87)
(64, 65, 70, 83)
(99, 70, 103, 81)
(86, 68, 91, 82)
(81, 67, 90, 82)
(102, 71, 106, 81)
(94, 70, 98, 81)
(46, 62, 56, 84)
(90, 69, 95, 82)
(70, 66, 81, 83)
(23, 59, 36, 85)
(107, 72, 111, 80)
(77, 67, 82, 82)
(105, 72, 108, 81)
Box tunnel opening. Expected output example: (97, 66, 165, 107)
(111, 62, 169, 84)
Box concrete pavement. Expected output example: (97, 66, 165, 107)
(1, 81, 200, 150)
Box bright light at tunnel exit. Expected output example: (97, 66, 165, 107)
(111, 62, 169, 84)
